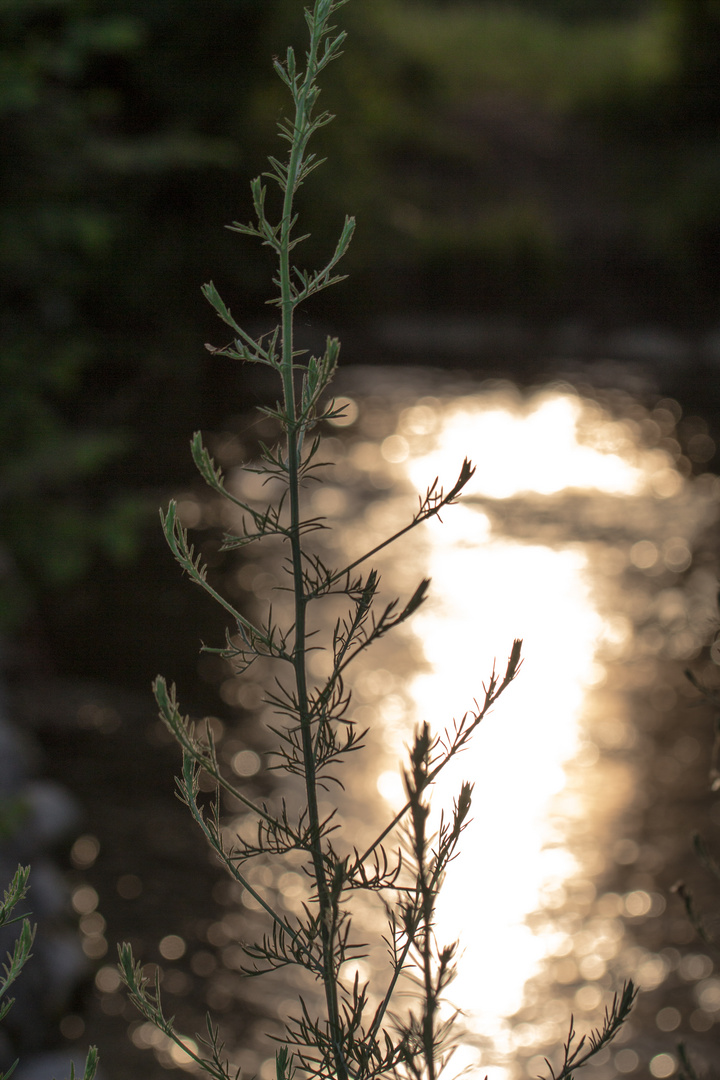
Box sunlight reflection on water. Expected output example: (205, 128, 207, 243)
(175, 373, 720, 1080)
(321, 377, 719, 1080)
(373, 390, 646, 1076)
(405, 392, 645, 497)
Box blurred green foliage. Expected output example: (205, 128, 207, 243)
(0, 0, 291, 632)
(3, 0, 720, 637)
(662, 0, 720, 125)
(1, 0, 146, 629)
(373, 2, 670, 109)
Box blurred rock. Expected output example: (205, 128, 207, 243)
(23, 782, 82, 851)
(0, 645, 90, 1074)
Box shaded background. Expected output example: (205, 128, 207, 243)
(5, 0, 720, 664)
(4, 0, 720, 1074)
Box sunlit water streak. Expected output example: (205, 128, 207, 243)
(354, 389, 664, 1077)
(174, 373, 720, 1080)
(320, 378, 719, 1080)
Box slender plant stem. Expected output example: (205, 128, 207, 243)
(278, 11, 347, 1076)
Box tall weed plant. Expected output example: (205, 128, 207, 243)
(118, 4, 635, 1077)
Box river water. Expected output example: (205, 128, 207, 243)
(121, 368, 720, 1079)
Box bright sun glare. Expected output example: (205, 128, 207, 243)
(366, 387, 690, 1078)
(407, 393, 645, 500)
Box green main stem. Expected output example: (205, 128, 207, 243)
(278, 12, 348, 1079)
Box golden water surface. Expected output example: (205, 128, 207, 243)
(170, 373, 720, 1080)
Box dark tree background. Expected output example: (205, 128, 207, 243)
(3, 0, 720, 676)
